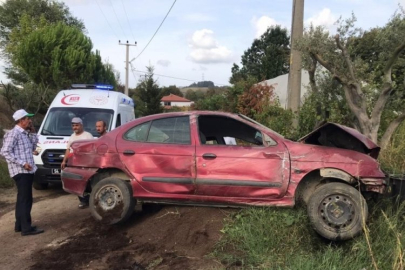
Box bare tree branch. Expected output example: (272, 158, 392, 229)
(371, 42, 405, 121)
(380, 110, 405, 149)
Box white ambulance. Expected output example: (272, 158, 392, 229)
(33, 84, 135, 189)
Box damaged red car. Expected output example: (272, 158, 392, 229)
(61, 111, 387, 241)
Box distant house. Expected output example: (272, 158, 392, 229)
(160, 94, 194, 109)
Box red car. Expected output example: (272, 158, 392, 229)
(61, 111, 386, 241)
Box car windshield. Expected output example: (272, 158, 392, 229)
(40, 107, 114, 137)
(237, 113, 284, 138)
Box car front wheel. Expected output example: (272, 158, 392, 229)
(90, 177, 135, 224)
(307, 182, 368, 241)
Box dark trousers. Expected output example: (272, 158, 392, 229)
(13, 173, 34, 232)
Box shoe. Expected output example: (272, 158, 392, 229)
(78, 202, 89, 209)
(21, 228, 44, 236)
(15, 226, 36, 233)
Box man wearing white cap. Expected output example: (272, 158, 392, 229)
(61, 117, 93, 208)
(1, 109, 45, 236)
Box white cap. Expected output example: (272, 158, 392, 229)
(71, 117, 83, 124)
(13, 109, 34, 121)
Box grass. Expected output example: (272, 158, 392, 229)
(0, 159, 13, 188)
(213, 200, 405, 269)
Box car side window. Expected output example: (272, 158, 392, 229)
(147, 116, 191, 144)
(124, 121, 151, 141)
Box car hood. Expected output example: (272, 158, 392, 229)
(298, 122, 380, 159)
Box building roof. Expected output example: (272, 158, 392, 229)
(161, 94, 192, 102)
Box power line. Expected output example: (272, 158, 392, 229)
(130, 0, 177, 63)
(121, 0, 136, 42)
(94, 0, 120, 40)
(108, 0, 128, 39)
(131, 68, 228, 86)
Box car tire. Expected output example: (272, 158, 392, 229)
(90, 177, 136, 224)
(33, 181, 49, 190)
(307, 182, 368, 241)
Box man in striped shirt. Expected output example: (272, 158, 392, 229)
(1, 109, 45, 236)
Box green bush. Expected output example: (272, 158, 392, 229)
(0, 159, 13, 188)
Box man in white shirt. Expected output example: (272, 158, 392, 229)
(61, 117, 93, 208)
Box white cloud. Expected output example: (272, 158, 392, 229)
(188, 29, 232, 64)
(190, 29, 218, 49)
(251, 16, 278, 38)
(156, 60, 171, 67)
(305, 8, 337, 29)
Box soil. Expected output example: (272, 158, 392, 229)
(0, 185, 235, 270)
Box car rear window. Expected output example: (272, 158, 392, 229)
(124, 116, 191, 144)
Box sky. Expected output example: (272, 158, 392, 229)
(0, 0, 404, 88)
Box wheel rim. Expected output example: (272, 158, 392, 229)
(95, 184, 123, 211)
(319, 194, 356, 230)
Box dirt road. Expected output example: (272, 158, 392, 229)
(0, 185, 233, 270)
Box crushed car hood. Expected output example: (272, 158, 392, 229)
(298, 122, 380, 159)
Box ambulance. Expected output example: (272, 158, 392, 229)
(33, 84, 135, 189)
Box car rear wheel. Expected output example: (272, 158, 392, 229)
(90, 177, 135, 224)
(307, 182, 368, 241)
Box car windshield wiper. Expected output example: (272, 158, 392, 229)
(42, 129, 55, 135)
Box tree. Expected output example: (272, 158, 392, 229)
(185, 89, 205, 102)
(160, 85, 183, 97)
(0, 0, 84, 52)
(237, 82, 277, 118)
(134, 66, 163, 116)
(189, 81, 215, 88)
(12, 22, 115, 89)
(296, 10, 405, 148)
(230, 26, 290, 84)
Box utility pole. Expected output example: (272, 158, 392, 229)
(287, 0, 304, 127)
(119, 40, 137, 96)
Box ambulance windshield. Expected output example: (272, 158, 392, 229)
(40, 107, 114, 137)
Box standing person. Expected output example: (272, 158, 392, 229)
(95, 120, 107, 137)
(1, 109, 45, 236)
(61, 117, 93, 209)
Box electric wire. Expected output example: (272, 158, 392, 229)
(108, 0, 128, 39)
(130, 0, 177, 63)
(130, 68, 228, 86)
(121, 0, 137, 42)
(94, 0, 120, 40)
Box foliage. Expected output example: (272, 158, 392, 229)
(296, 10, 405, 148)
(237, 82, 277, 118)
(184, 89, 206, 102)
(296, 72, 354, 139)
(160, 85, 183, 97)
(188, 81, 215, 88)
(193, 88, 227, 111)
(230, 25, 290, 84)
(5, 21, 117, 111)
(0, 0, 84, 53)
(214, 200, 405, 269)
(133, 66, 163, 117)
(379, 122, 405, 174)
(0, 159, 13, 188)
(255, 102, 294, 138)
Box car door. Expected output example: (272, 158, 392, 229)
(116, 116, 196, 195)
(195, 115, 290, 198)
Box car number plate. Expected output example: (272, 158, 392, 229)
(52, 168, 61, 175)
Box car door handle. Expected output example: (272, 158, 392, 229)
(123, 150, 135, 155)
(202, 153, 217, 159)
